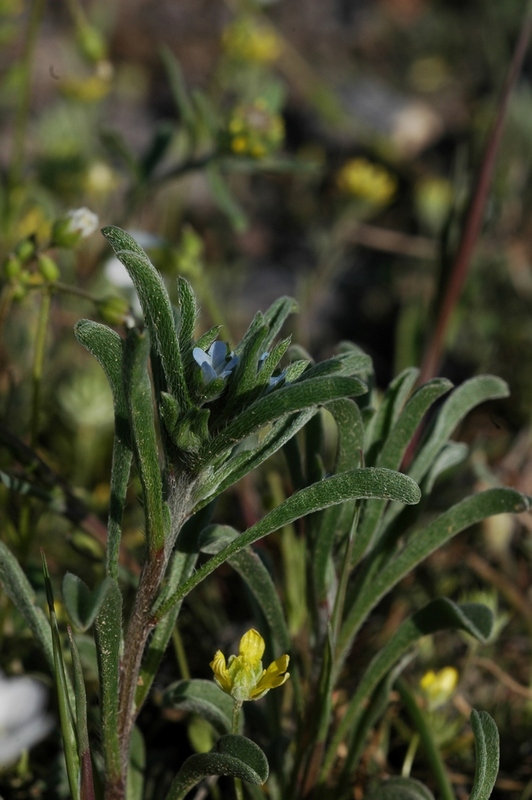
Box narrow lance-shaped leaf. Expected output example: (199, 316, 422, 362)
(261, 296, 298, 349)
(74, 320, 132, 579)
(153, 468, 420, 622)
(0, 541, 53, 671)
(123, 328, 167, 554)
(364, 367, 419, 463)
(194, 409, 318, 509)
(42, 554, 80, 800)
(313, 399, 365, 600)
(323, 599, 493, 781)
(102, 226, 191, 410)
(94, 578, 123, 789)
(352, 378, 453, 566)
(337, 487, 530, 675)
(409, 375, 509, 486)
(176, 277, 197, 366)
(469, 710, 500, 800)
(200, 524, 291, 653)
(62, 573, 116, 633)
(203, 376, 367, 462)
(67, 627, 95, 800)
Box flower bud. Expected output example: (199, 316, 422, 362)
(96, 294, 131, 326)
(3, 254, 22, 280)
(76, 24, 107, 63)
(37, 254, 60, 283)
(14, 237, 36, 264)
(51, 207, 99, 248)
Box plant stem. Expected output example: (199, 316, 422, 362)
(30, 288, 52, 448)
(396, 679, 456, 800)
(232, 702, 244, 800)
(419, 4, 532, 383)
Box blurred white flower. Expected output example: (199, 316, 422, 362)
(0, 672, 53, 767)
(65, 207, 99, 239)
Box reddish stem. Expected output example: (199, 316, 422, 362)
(419, 10, 532, 385)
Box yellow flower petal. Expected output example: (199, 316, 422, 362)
(238, 629, 265, 665)
(210, 650, 232, 694)
(251, 654, 290, 699)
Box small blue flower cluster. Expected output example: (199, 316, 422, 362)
(193, 341, 285, 389)
(192, 341, 238, 383)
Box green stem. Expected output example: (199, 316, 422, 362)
(30, 288, 52, 448)
(396, 679, 456, 800)
(232, 701, 244, 800)
(172, 625, 191, 680)
(232, 701, 242, 734)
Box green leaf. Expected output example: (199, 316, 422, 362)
(94, 578, 123, 787)
(0, 541, 53, 671)
(141, 122, 174, 179)
(423, 441, 469, 493)
(160, 45, 197, 136)
(409, 375, 509, 486)
(123, 328, 167, 554)
(206, 163, 248, 232)
(194, 409, 317, 508)
(261, 296, 299, 348)
(365, 368, 419, 463)
(74, 320, 128, 421)
(74, 319, 133, 578)
(102, 226, 191, 410)
(100, 129, 140, 178)
(127, 726, 146, 800)
(353, 378, 453, 565)
(176, 277, 197, 364)
(325, 599, 493, 781)
(338, 488, 529, 674)
(62, 574, 116, 632)
(366, 777, 435, 800)
(67, 628, 95, 800)
(163, 679, 235, 736)
(204, 376, 368, 462)
(154, 468, 420, 622)
(164, 735, 268, 800)
(469, 710, 500, 800)
(233, 547, 290, 646)
(312, 399, 365, 600)
(42, 554, 80, 800)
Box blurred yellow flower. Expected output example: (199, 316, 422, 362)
(336, 157, 397, 205)
(223, 17, 282, 63)
(420, 666, 459, 710)
(224, 100, 284, 159)
(210, 628, 289, 702)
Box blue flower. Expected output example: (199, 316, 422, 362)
(193, 341, 239, 384)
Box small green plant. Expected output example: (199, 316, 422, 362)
(0, 227, 528, 800)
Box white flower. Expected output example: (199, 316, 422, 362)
(65, 207, 99, 239)
(0, 672, 53, 767)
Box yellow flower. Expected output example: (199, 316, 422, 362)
(223, 100, 285, 159)
(420, 667, 459, 710)
(336, 157, 397, 206)
(210, 629, 290, 703)
(223, 17, 282, 64)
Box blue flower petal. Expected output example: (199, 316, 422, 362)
(209, 341, 228, 372)
(193, 346, 210, 367)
